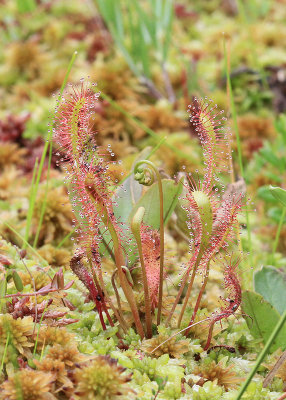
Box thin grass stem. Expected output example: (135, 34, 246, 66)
(33, 306, 47, 355)
(223, 38, 253, 266)
(235, 308, 286, 400)
(2, 221, 48, 266)
(0, 333, 9, 372)
(134, 160, 164, 325)
(25, 51, 78, 247)
(271, 207, 286, 263)
(131, 207, 152, 338)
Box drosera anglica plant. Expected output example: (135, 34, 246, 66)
(54, 80, 144, 337)
(54, 81, 245, 348)
(165, 98, 244, 334)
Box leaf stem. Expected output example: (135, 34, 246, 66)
(176, 265, 198, 328)
(134, 160, 164, 325)
(131, 207, 152, 338)
(27, 51, 78, 248)
(271, 207, 286, 263)
(223, 38, 253, 266)
(0, 333, 9, 372)
(185, 263, 210, 335)
(85, 180, 145, 338)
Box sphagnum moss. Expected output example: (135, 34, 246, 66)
(74, 355, 133, 400)
(1, 369, 55, 400)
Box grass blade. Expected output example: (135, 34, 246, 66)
(223, 38, 253, 265)
(2, 221, 47, 264)
(26, 51, 78, 248)
(24, 157, 39, 244)
(236, 308, 286, 400)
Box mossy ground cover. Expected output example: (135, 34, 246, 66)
(0, 1, 286, 399)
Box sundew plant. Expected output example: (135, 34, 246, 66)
(2, 2, 286, 400)
(54, 81, 242, 341)
(46, 80, 286, 399)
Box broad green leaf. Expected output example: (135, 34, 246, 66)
(264, 171, 282, 183)
(174, 185, 190, 237)
(254, 266, 286, 315)
(270, 186, 286, 207)
(113, 147, 153, 224)
(257, 186, 277, 203)
(242, 290, 286, 351)
(268, 207, 286, 224)
(259, 147, 282, 170)
(113, 175, 143, 225)
(129, 178, 184, 230)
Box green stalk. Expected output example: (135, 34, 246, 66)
(176, 266, 198, 328)
(0, 333, 9, 372)
(33, 139, 52, 248)
(116, 135, 167, 188)
(104, 206, 144, 338)
(134, 160, 164, 325)
(56, 226, 77, 248)
(23, 157, 39, 245)
(27, 51, 78, 247)
(271, 207, 286, 263)
(131, 207, 152, 338)
(185, 262, 210, 336)
(236, 308, 286, 400)
(33, 306, 47, 355)
(85, 178, 144, 338)
(223, 38, 253, 267)
(165, 268, 190, 326)
(177, 190, 212, 327)
(24, 157, 39, 244)
(2, 221, 47, 265)
(111, 270, 129, 332)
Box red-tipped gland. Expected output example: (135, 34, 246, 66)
(188, 98, 231, 191)
(54, 82, 100, 161)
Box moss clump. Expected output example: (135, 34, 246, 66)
(0, 369, 55, 400)
(74, 355, 133, 400)
(0, 314, 33, 359)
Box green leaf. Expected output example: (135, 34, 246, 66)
(129, 178, 183, 230)
(242, 290, 286, 351)
(113, 147, 152, 224)
(257, 186, 278, 203)
(270, 186, 286, 207)
(259, 147, 282, 170)
(254, 266, 286, 315)
(174, 185, 190, 237)
(268, 207, 286, 224)
(113, 175, 143, 224)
